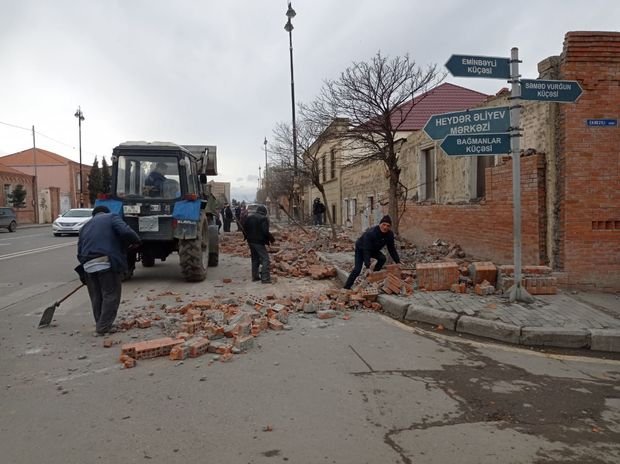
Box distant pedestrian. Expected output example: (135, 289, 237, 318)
(76, 205, 141, 335)
(312, 197, 326, 225)
(343, 215, 400, 290)
(243, 205, 275, 284)
(223, 203, 233, 232)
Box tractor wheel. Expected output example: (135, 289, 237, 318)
(179, 216, 208, 282)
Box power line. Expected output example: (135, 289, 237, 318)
(0, 120, 30, 131)
(0, 118, 99, 158)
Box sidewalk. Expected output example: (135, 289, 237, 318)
(321, 251, 620, 354)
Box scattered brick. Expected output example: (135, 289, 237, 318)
(417, 262, 459, 291)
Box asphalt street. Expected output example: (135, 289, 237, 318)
(1, 227, 619, 463)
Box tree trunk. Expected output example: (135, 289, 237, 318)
(388, 170, 400, 235)
(319, 190, 337, 239)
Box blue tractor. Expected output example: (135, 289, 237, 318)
(96, 142, 219, 281)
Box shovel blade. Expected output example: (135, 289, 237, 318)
(38, 302, 59, 328)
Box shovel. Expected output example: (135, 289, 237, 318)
(38, 284, 85, 328)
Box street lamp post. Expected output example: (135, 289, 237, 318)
(263, 137, 268, 186)
(284, 2, 299, 219)
(74, 106, 85, 207)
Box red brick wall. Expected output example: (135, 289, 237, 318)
(400, 154, 546, 265)
(557, 32, 620, 290)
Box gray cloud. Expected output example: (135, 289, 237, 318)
(1, 0, 618, 195)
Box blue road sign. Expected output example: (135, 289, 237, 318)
(423, 106, 510, 141)
(440, 133, 511, 156)
(520, 79, 583, 102)
(445, 55, 510, 79)
(587, 119, 617, 127)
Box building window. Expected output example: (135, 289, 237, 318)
(330, 149, 336, 179)
(3, 184, 11, 206)
(322, 156, 327, 183)
(422, 148, 435, 200)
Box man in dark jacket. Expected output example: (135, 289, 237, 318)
(312, 198, 326, 225)
(243, 205, 275, 284)
(77, 205, 141, 335)
(343, 215, 400, 289)
(222, 204, 234, 232)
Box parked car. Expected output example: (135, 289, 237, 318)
(0, 207, 17, 232)
(52, 208, 94, 236)
(246, 203, 266, 214)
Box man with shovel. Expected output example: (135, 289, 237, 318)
(77, 205, 140, 335)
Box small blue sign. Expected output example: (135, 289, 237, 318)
(587, 119, 617, 127)
(520, 79, 583, 103)
(445, 54, 510, 79)
(440, 133, 511, 156)
(423, 106, 510, 141)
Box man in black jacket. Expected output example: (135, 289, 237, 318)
(77, 205, 141, 335)
(243, 205, 275, 284)
(343, 215, 400, 289)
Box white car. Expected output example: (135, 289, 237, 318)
(52, 208, 94, 236)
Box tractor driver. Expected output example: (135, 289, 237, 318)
(145, 162, 168, 196)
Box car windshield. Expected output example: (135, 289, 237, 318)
(63, 210, 92, 218)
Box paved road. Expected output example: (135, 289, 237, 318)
(1, 235, 619, 463)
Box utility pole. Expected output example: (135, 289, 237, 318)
(32, 126, 39, 224)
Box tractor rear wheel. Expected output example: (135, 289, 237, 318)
(179, 216, 208, 282)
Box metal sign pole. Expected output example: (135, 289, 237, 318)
(508, 47, 533, 303)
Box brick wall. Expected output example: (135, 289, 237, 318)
(400, 154, 546, 265)
(556, 32, 620, 290)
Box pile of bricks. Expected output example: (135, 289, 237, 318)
(215, 229, 340, 280)
(497, 265, 558, 295)
(117, 294, 295, 368)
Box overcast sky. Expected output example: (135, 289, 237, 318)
(1, 0, 618, 201)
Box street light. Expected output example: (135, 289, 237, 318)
(74, 106, 85, 207)
(284, 1, 298, 218)
(263, 137, 268, 186)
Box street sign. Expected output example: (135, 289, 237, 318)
(587, 119, 617, 127)
(440, 133, 511, 156)
(520, 79, 583, 102)
(445, 54, 510, 79)
(423, 106, 510, 141)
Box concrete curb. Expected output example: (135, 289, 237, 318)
(456, 316, 521, 345)
(323, 260, 620, 354)
(588, 329, 620, 352)
(405, 304, 459, 331)
(377, 295, 409, 320)
(520, 327, 590, 349)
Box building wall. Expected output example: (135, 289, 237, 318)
(0, 171, 36, 224)
(400, 154, 546, 264)
(556, 32, 620, 289)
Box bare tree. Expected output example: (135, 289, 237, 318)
(304, 51, 445, 234)
(271, 115, 346, 239)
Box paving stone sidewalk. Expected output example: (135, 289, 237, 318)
(321, 251, 620, 354)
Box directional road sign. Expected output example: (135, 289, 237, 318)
(520, 79, 583, 103)
(445, 54, 510, 79)
(423, 106, 510, 141)
(440, 133, 511, 156)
